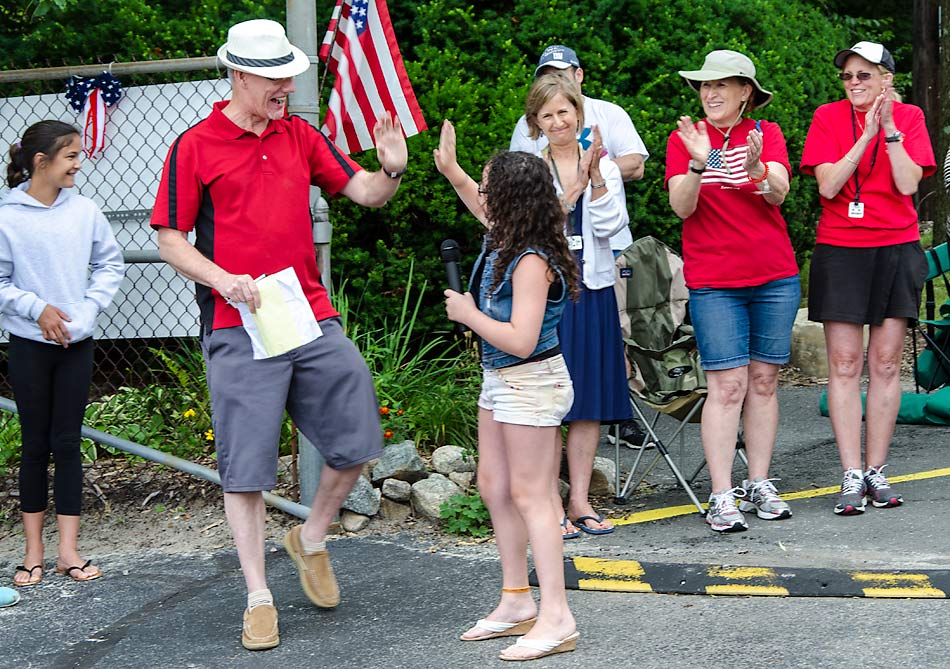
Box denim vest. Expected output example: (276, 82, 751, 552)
(472, 242, 568, 369)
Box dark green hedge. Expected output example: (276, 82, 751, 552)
(328, 0, 891, 331)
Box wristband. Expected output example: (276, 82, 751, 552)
(884, 131, 903, 144)
(590, 180, 607, 190)
(688, 160, 705, 175)
(748, 162, 769, 184)
(383, 166, 407, 179)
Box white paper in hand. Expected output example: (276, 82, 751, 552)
(235, 267, 322, 359)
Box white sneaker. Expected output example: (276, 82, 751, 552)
(705, 487, 748, 533)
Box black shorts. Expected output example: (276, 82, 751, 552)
(807, 242, 927, 325)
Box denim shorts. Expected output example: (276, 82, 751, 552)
(688, 275, 801, 371)
(478, 354, 574, 427)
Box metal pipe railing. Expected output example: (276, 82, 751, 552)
(0, 57, 219, 83)
(0, 396, 311, 520)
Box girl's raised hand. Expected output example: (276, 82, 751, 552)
(433, 119, 459, 176)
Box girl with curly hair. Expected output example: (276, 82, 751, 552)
(434, 120, 582, 661)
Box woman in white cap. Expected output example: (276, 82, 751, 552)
(800, 42, 935, 516)
(665, 50, 799, 532)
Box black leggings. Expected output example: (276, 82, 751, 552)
(8, 335, 94, 516)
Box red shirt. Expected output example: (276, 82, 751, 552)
(151, 101, 361, 332)
(800, 99, 935, 247)
(665, 118, 798, 289)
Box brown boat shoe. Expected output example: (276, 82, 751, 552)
(283, 525, 340, 608)
(242, 604, 279, 650)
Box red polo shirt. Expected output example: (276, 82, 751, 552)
(150, 101, 362, 332)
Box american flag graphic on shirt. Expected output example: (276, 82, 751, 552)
(702, 145, 752, 189)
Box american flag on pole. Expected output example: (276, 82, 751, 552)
(319, 0, 427, 154)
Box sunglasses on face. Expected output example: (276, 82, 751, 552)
(838, 72, 873, 81)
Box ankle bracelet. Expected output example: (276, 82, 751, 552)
(501, 586, 531, 594)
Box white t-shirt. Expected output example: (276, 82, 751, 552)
(510, 96, 648, 250)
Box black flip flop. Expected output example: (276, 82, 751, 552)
(13, 564, 43, 587)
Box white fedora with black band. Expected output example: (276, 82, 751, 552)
(217, 19, 310, 79)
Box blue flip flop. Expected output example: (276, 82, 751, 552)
(572, 514, 615, 535)
(0, 586, 20, 608)
(560, 516, 580, 540)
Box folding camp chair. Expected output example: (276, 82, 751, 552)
(913, 242, 950, 393)
(611, 236, 708, 514)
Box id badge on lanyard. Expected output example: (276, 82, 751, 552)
(848, 201, 865, 219)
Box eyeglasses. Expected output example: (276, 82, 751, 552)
(838, 72, 873, 81)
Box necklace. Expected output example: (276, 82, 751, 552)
(546, 144, 581, 193)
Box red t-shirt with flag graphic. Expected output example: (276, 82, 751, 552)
(800, 99, 935, 248)
(665, 117, 798, 289)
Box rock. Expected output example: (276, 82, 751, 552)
(341, 475, 381, 516)
(790, 307, 869, 379)
(430, 445, 476, 474)
(371, 441, 428, 484)
(448, 471, 474, 490)
(410, 473, 462, 520)
(381, 478, 412, 502)
(589, 457, 616, 496)
(340, 510, 370, 533)
(379, 497, 412, 522)
(557, 478, 570, 502)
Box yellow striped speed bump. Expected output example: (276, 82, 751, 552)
(537, 558, 950, 598)
(526, 468, 950, 598)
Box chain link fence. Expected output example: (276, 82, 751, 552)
(0, 62, 251, 465)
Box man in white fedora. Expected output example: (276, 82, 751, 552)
(151, 18, 408, 650)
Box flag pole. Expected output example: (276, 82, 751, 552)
(287, 0, 330, 508)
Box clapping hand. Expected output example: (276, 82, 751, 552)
(743, 127, 764, 174)
(676, 116, 711, 165)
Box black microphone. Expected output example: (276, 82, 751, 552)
(440, 239, 467, 332)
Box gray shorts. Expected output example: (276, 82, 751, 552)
(201, 318, 383, 492)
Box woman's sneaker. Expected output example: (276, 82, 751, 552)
(864, 465, 903, 508)
(705, 487, 748, 533)
(738, 478, 792, 520)
(833, 468, 867, 515)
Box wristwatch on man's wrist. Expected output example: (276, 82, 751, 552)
(688, 160, 706, 174)
(383, 166, 407, 179)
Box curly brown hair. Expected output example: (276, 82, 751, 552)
(482, 151, 580, 301)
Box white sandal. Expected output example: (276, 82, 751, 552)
(459, 617, 537, 641)
(499, 630, 580, 661)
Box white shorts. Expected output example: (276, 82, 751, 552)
(478, 354, 574, 427)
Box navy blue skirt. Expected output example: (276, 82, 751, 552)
(558, 282, 632, 423)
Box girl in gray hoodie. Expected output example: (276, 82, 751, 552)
(1, 120, 123, 586)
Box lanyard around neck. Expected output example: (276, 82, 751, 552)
(850, 107, 880, 204)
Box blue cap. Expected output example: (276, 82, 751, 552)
(535, 45, 581, 76)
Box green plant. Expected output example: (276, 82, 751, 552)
(440, 492, 492, 538)
(334, 262, 481, 451)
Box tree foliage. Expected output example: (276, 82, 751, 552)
(0, 0, 917, 330)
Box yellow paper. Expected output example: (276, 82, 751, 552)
(252, 276, 303, 356)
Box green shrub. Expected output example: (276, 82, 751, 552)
(325, 0, 887, 334)
(440, 492, 492, 538)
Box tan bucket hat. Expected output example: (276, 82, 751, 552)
(678, 50, 773, 109)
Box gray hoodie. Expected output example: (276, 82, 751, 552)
(0, 182, 124, 344)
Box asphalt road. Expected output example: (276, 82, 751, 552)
(2, 387, 949, 668)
